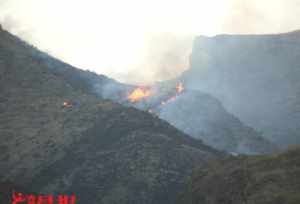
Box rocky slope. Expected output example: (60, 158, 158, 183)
(183, 30, 300, 148)
(93, 81, 276, 154)
(177, 146, 300, 204)
(0, 27, 221, 204)
(157, 90, 275, 154)
(21, 36, 276, 154)
(20, 27, 277, 155)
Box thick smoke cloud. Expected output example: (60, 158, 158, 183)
(117, 33, 193, 84)
(221, 0, 300, 34)
(0, 0, 299, 84)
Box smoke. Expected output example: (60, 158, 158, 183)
(116, 33, 193, 85)
(144, 33, 193, 82)
(0, 0, 300, 84)
(221, 0, 300, 34)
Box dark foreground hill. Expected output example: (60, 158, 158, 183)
(183, 30, 300, 148)
(177, 146, 300, 204)
(0, 27, 220, 204)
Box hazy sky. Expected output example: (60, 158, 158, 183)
(0, 0, 300, 84)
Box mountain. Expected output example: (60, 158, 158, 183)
(182, 30, 300, 148)
(177, 146, 300, 204)
(14, 25, 277, 155)
(21, 35, 276, 155)
(94, 80, 276, 154)
(157, 90, 275, 154)
(0, 27, 221, 204)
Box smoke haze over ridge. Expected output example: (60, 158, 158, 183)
(0, 0, 299, 84)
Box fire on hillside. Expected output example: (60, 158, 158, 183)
(127, 82, 185, 106)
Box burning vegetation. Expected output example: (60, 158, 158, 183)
(127, 87, 153, 103)
(160, 82, 185, 106)
(62, 100, 80, 108)
(176, 82, 184, 93)
(63, 101, 73, 108)
(127, 82, 185, 106)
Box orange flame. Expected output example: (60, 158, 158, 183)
(176, 82, 184, 93)
(160, 83, 185, 106)
(63, 101, 73, 108)
(128, 87, 152, 103)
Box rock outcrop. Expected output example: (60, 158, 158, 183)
(183, 30, 300, 148)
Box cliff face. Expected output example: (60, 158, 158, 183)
(0, 29, 220, 204)
(183, 30, 300, 147)
(177, 147, 300, 204)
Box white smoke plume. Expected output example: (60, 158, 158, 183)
(0, 0, 299, 84)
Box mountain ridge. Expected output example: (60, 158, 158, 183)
(0, 27, 221, 204)
(183, 29, 300, 148)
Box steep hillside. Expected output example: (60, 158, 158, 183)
(177, 147, 300, 204)
(0, 27, 220, 204)
(20, 34, 276, 155)
(96, 81, 276, 154)
(183, 30, 300, 147)
(157, 90, 275, 154)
